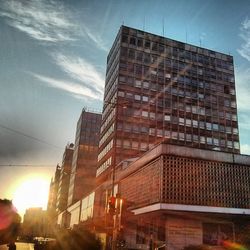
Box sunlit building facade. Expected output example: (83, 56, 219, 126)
(97, 25, 240, 179)
(67, 109, 101, 206)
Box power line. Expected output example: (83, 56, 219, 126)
(0, 164, 56, 167)
(0, 123, 63, 150)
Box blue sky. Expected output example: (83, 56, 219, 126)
(0, 0, 250, 201)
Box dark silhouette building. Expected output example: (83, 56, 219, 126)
(56, 143, 74, 213)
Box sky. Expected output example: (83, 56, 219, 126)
(0, 0, 250, 213)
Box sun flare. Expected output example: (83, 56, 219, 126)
(12, 176, 50, 216)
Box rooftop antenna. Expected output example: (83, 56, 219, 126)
(199, 33, 202, 47)
(185, 27, 188, 43)
(162, 18, 165, 37)
(143, 16, 145, 31)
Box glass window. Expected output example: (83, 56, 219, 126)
(135, 80, 141, 87)
(149, 128, 155, 135)
(142, 96, 148, 102)
(193, 120, 198, 127)
(142, 111, 148, 117)
(200, 136, 205, 143)
(157, 129, 163, 137)
(132, 141, 139, 149)
(118, 91, 125, 97)
(179, 133, 184, 140)
(143, 81, 149, 88)
(123, 140, 130, 148)
(164, 115, 171, 121)
(135, 94, 141, 101)
(141, 142, 148, 150)
(149, 112, 155, 119)
(207, 137, 212, 145)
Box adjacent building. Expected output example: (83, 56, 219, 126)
(22, 208, 48, 238)
(56, 143, 74, 213)
(47, 164, 61, 222)
(67, 109, 102, 206)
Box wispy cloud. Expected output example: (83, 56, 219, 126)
(238, 17, 250, 61)
(81, 25, 109, 52)
(0, 0, 79, 43)
(0, 0, 108, 51)
(52, 53, 104, 94)
(30, 73, 102, 100)
(235, 67, 250, 112)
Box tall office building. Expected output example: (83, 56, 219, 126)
(56, 143, 74, 213)
(67, 109, 101, 206)
(97, 25, 240, 178)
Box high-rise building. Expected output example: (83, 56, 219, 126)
(56, 143, 74, 213)
(67, 109, 101, 206)
(97, 25, 240, 179)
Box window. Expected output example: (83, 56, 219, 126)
(186, 119, 192, 126)
(142, 96, 148, 102)
(149, 128, 155, 135)
(164, 115, 171, 121)
(116, 139, 122, 147)
(193, 120, 198, 127)
(132, 141, 139, 149)
(140, 142, 148, 150)
(172, 131, 178, 139)
(135, 95, 141, 101)
(142, 111, 148, 117)
(212, 124, 219, 131)
(179, 133, 184, 140)
(213, 138, 219, 146)
(135, 80, 142, 87)
(179, 117, 184, 125)
(145, 40, 151, 48)
(206, 123, 212, 130)
(118, 91, 125, 97)
(143, 81, 149, 88)
(149, 112, 155, 119)
(130, 37, 136, 45)
(234, 142, 240, 149)
(123, 140, 130, 148)
(200, 136, 205, 143)
(207, 137, 212, 145)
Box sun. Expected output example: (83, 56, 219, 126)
(12, 175, 50, 216)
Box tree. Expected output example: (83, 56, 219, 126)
(0, 199, 21, 245)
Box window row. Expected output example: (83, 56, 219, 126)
(116, 135, 239, 150)
(96, 157, 112, 177)
(98, 139, 113, 161)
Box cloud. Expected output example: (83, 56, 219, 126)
(0, 0, 108, 51)
(30, 73, 102, 100)
(81, 25, 109, 52)
(0, 0, 79, 43)
(238, 17, 250, 61)
(52, 53, 104, 94)
(241, 144, 250, 155)
(235, 67, 250, 112)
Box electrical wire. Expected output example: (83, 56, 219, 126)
(0, 123, 63, 150)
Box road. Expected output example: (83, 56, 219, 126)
(0, 243, 34, 250)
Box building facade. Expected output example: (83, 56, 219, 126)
(56, 143, 74, 213)
(97, 25, 240, 180)
(115, 143, 250, 250)
(67, 109, 102, 206)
